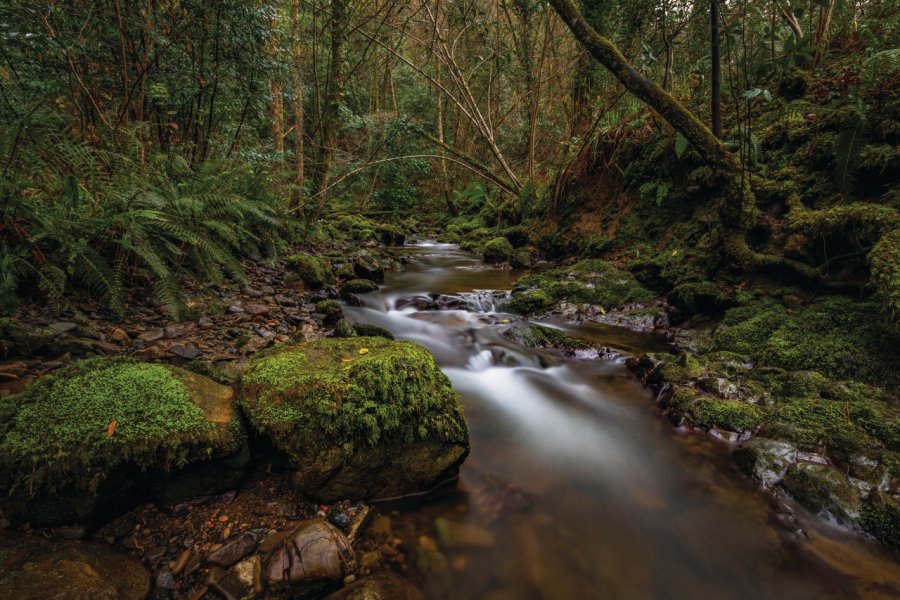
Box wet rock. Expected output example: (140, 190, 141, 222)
(240, 338, 469, 502)
(343, 505, 372, 543)
(0, 319, 57, 356)
(206, 530, 259, 567)
(326, 570, 422, 600)
(333, 319, 357, 338)
(316, 300, 344, 326)
(263, 520, 355, 594)
(434, 517, 495, 549)
(341, 279, 379, 296)
(860, 491, 900, 549)
(144, 544, 169, 563)
(205, 566, 248, 600)
(0, 532, 150, 599)
(352, 323, 395, 340)
(733, 438, 799, 488)
(234, 555, 263, 592)
(276, 294, 297, 307)
(782, 462, 861, 522)
(353, 255, 384, 282)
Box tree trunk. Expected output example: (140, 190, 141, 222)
(711, 0, 722, 138)
(290, 0, 305, 208)
(313, 0, 346, 207)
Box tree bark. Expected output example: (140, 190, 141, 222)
(711, 0, 721, 138)
(313, 0, 346, 206)
(290, 0, 305, 208)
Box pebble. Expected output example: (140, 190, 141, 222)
(137, 328, 165, 342)
(169, 549, 192, 575)
(155, 568, 176, 591)
(168, 343, 201, 359)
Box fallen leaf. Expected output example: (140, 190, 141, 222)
(107, 419, 117, 437)
(358, 348, 369, 355)
(340, 358, 353, 363)
(599, 306, 606, 315)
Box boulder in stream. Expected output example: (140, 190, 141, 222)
(263, 519, 355, 596)
(0, 532, 150, 599)
(0, 357, 247, 527)
(239, 337, 469, 502)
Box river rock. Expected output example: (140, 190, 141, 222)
(239, 338, 469, 502)
(341, 279, 379, 297)
(434, 517, 495, 549)
(325, 570, 423, 600)
(733, 438, 799, 488)
(0, 318, 57, 357)
(0, 532, 150, 599)
(205, 566, 248, 600)
(263, 520, 355, 595)
(0, 357, 247, 528)
(782, 462, 862, 522)
(353, 255, 384, 282)
(206, 530, 260, 567)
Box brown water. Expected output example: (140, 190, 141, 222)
(344, 241, 900, 599)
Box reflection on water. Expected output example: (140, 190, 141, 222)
(345, 242, 900, 599)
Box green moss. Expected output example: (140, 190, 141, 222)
(239, 338, 468, 463)
(765, 398, 875, 458)
(870, 229, 900, 321)
(860, 492, 900, 548)
(287, 254, 332, 288)
(506, 289, 553, 315)
(353, 323, 395, 340)
(658, 353, 707, 385)
(333, 319, 357, 338)
(713, 304, 785, 355)
(0, 357, 241, 497)
(782, 463, 860, 520)
(316, 299, 344, 325)
(342, 279, 379, 295)
(483, 237, 514, 264)
(502, 324, 586, 349)
(693, 397, 764, 432)
(334, 214, 379, 243)
(511, 249, 533, 269)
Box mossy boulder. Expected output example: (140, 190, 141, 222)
(666, 386, 762, 432)
(733, 438, 799, 488)
(353, 254, 385, 282)
(482, 237, 514, 264)
(782, 462, 862, 522)
(333, 319, 357, 338)
(353, 323, 395, 340)
(0, 357, 246, 527)
(510, 249, 533, 269)
(860, 491, 900, 549)
(506, 289, 553, 315)
(502, 324, 586, 350)
(341, 279, 379, 296)
(316, 300, 344, 326)
(0, 318, 58, 357)
(287, 255, 333, 288)
(239, 338, 470, 502)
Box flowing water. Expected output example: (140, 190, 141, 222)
(344, 241, 900, 599)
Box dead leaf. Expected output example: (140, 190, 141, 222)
(358, 348, 369, 355)
(107, 419, 117, 437)
(340, 358, 353, 363)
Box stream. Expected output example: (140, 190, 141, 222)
(344, 241, 900, 599)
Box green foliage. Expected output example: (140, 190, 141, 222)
(0, 357, 242, 497)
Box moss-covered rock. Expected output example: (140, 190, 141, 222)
(0, 318, 58, 357)
(332, 319, 357, 338)
(0, 357, 246, 527)
(860, 491, 900, 549)
(482, 237, 514, 264)
(510, 249, 533, 269)
(341, 279, 379, 296)
(782, 462, 861, 522)
(239, 338, 469, 501)
(506, 289, 553, 315)
(870, 229, 900, 323)
(501, 323, 586, 350)
(733, 438, 799, 488)
(316, 300, 344, 326)
(353, 254, 385, 282)
(353, 323, 395, 340)
(287, 255, 332, 288)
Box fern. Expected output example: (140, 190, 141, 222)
(675, 133, 689, 159)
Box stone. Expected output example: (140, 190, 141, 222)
(206, 531, 259, 568)
(205, 566, 248, 600)
(0, 532, 150, 599)
(263, 520, 355, 593)
(245, 304, 269, 316)
(434, 517, 495, 549)
(782, 462, 862, 522)
(325, 571, 422, 600)
(0, 319, 57, 357)
(733, 438, 799, 488)
(353, 255, 385, 282)
(275, 294, 297, 307)
(341, 279, 379, 297)
(137, 328, 165, 342)
(239, 338, 469, 502)
(482, 237, 514, 264)
(48, 322, 78, 335)
(0, 358, 247, 528)
(233, 555, 262, 591)
(155, 568, 176, 590)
